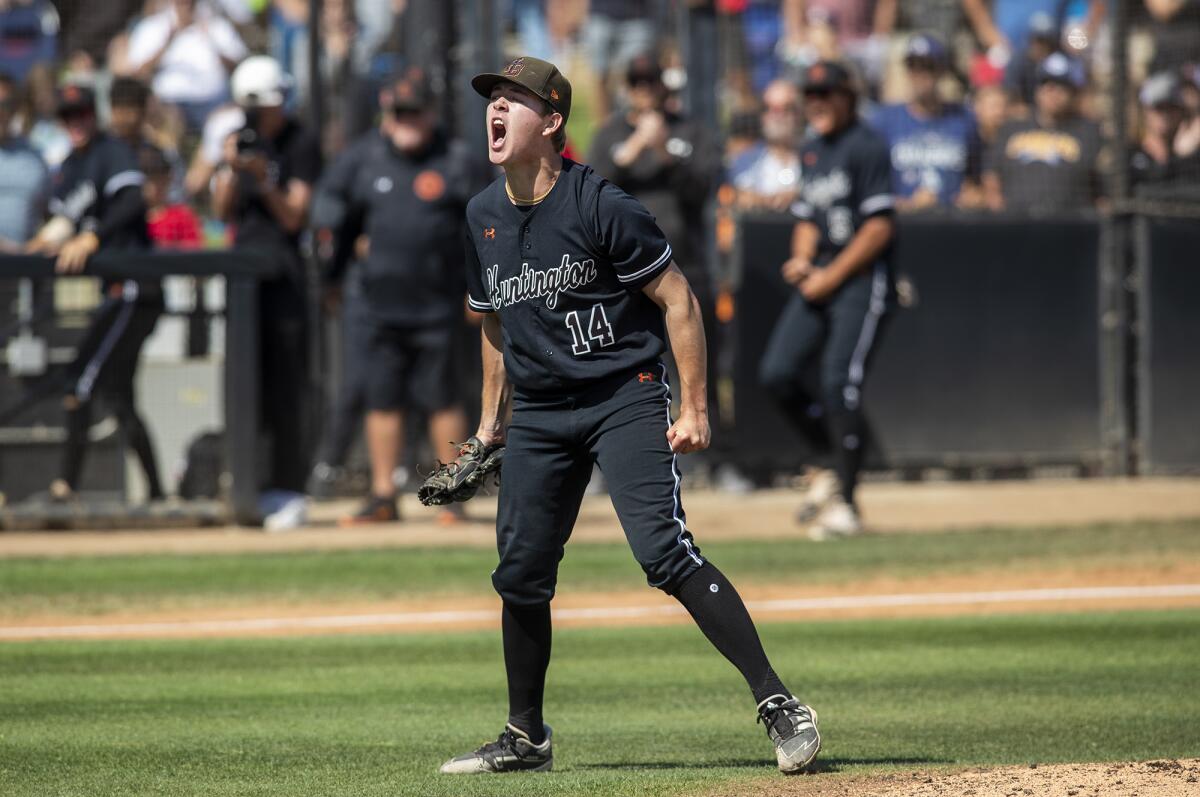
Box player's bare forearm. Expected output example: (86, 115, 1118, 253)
(824, 215, 894, 283)
(476, 313, 512, 446)
(792, 221, 820, 261)
(643, 264, 710, 454)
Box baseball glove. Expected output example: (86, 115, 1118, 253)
(417, 436, 505, 506)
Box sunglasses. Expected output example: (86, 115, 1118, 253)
(803, 88, 833, 99)
(386, 104, 424, 117)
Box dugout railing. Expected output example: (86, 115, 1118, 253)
(0, 250, 281, 526)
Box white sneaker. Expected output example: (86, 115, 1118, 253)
(795, 468, 839, 522)
(807, 496, 863, 541)
(260, 490, 309, 532)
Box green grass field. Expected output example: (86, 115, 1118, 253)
(2, 611, 1198, 796)
(2, 519, 1198, 617)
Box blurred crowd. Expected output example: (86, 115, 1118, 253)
(1, 0, 1198, 523)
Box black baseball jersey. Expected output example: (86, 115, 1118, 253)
(790, 121, 894, 265)
(315, 130, 487, 325)
(464, 158, 674, 394)
(50, 132, 148, 251)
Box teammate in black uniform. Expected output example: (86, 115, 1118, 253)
(758, 62, 896, 540)
(439, 56, 820, 776)
(25, 83, 164, 501)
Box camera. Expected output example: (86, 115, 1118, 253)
(236, 106, 263, 155)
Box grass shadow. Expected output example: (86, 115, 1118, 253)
(575, 756, 949, 774)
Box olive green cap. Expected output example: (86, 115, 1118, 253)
(471, 56, 572, 122)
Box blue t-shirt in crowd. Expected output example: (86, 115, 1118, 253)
(868, 103, 980, 206)
(0, 138, 50, 244)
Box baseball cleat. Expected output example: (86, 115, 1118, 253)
(795, 468, 839, 523)
(439, 723, 553, 774)
(807, 495, 863, 541)
(757, 695, 820, 773)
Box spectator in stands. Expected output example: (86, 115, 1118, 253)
(185, 101, 244, 200)
(870, 34, 981, 211)
(580, 1, 656, 120)
(983, 53, 1104, 213)
(1005, 12, 1061, 113)
(728, 78, 802, 211)
(1132, 71, 1200, 190)
(108, 77, 184, 196)
(992, 0, 1103, 56)
(787, 0, 890, 90)
(0, 0, 56, 83)
(142, 146, 202, 249)
(25, 83, 165, 503)
(0, 72, 49, 252)
(125, 0, 247, 131)
(973, 82, 1010, 147)
(13, 63, 69, 169)
(212, 56, 320, 529)
(876, 0, 1006, 102)
(1144, 0, 1200, 72)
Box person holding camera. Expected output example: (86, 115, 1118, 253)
(212, 55, 321, 529)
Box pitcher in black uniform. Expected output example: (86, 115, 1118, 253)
(25, 83, 164, 502)
(758, 62, 896, 540)
(438, 56, 820, 776)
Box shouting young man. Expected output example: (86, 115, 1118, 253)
(438, 56, 820, 776)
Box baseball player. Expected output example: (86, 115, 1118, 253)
(435, 56, 820, 775)
(758, 61, 896, 540)
(25, 83, 164, 503)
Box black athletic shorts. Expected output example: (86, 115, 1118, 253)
(364, 322, 459, 413)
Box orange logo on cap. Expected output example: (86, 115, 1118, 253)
(803, 151, 818, 166)
(503, 58, 526, 78)
(549, 88, 560, 102)
(809, 64, 827, 82)
(484, 227, 496, 239)
(413, 170, 445, 202)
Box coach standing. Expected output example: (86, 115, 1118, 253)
(314, 68, 488, 525)
(758, 61, 896, 540)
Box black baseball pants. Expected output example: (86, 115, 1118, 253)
(758, 262, 891, 506)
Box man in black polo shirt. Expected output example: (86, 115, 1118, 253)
(25, 83, 164, 502)
(314, 68, 489, 524)
(438, 56, 820, 777)
(212, 55, 321, 528)
(758, 61, 896, 540)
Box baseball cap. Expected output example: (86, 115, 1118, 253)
(56, 83, 95, 117)
(905, 33, 948, 67)
(472, 56, 572, 123)
(231, 55, 291, 108)
(1036, 52, 1086, 89)
(802, 61, 855, 94)
(1139, 71, 1185, 108)
(387, 68, 434, 111)
(626, 53, 664, 86)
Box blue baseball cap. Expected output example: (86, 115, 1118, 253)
(904, 33, 948, 67)
(1036, 53, 1086, 89)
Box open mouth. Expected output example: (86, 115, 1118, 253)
(490, 117, 507, 150)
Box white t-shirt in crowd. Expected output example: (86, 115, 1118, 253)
(127, 4, 248, 104)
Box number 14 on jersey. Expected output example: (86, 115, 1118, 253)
(565, 303, 615, 356)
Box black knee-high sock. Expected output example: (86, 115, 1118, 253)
(672, 563, 790, 705)
(502, 602, 551, 744)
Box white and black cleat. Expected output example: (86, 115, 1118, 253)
(439, 723, 553, 774)
(757, 694, 820, 773)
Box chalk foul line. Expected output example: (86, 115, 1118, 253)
(3, 584, 1199, 640)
